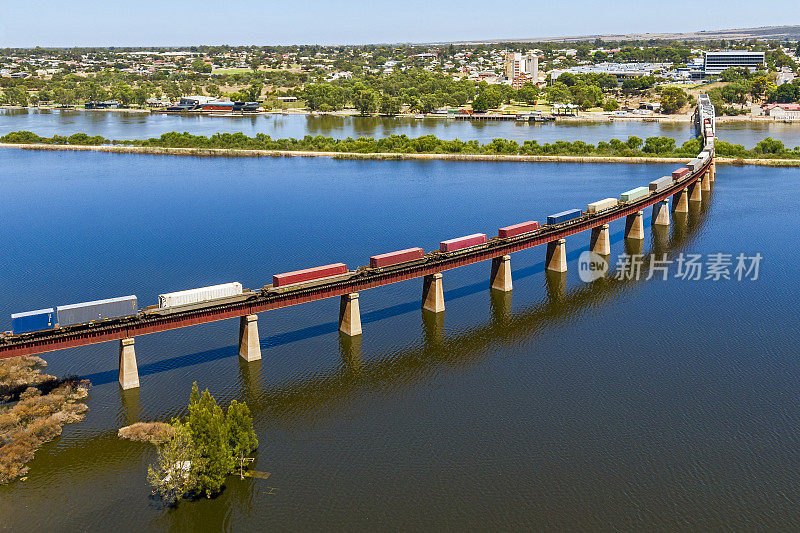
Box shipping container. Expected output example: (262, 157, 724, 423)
(649, 176, 673, 192)
(57, 295, 137, 326)
(687, 158, 703, 171)
(586, 198, 618, 214)
(672, 167, 690, 180)
(547, 209, 582, 225)
(620, 186, 650, 203)
(273, 263, 348, 288)
(498, 221, 540, 238)
(11, 308, 55, 334)
(158, 282, 242, 309)
(370, 247, 424, 268)
(439, 233, 487, 253)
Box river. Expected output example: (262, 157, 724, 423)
(1, 145, 799, 529)
(2, 108, 800, 147)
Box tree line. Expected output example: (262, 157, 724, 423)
(4, 130, 798, 160)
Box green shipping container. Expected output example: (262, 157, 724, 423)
(620, 186, 650, 203)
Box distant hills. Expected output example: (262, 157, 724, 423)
(456, 26, 800, 44)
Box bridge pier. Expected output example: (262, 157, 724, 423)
(490, 255, 512, 292)
(652, 200, 670, 227)
(701, 169, 711, 191)
(689, 179, 703, 202)
(672, 188, 689, 213)
(625, 210, 644, 240)
(709, 160, 716, 181)
(589, 224, 610, 255)
(118, 337, 139, 390)
(422, 273, 445, 313)
(238, 314, 262, 362)
(339, 293, 362, 336)
(545, 238, 567, 272)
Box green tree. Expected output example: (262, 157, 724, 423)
(353, 89, 378, 115)
(545, 82, 572, 104)
(471, 93, 489, 112)
(192, 59, 212, 74)
(515, 82, 539, 105)
(602, 98, 619, 111)
(244, 83, 263, 102)
(186, 383, 234, 498)
(147, 422, 200, 506)
(206, 84, 221, 98)
(626, 136, 643, 150)
(226, 400, 258, 460)
(643, 136, 676, 154)
(379, 94, 401, 115)
(111, 84, 134, 106)
(660, 87, 688, 114)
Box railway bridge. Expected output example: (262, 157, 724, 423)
(0, 99, 718, 390)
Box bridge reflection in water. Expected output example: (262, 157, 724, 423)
(109, 187, 714, 428)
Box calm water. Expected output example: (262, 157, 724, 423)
(2, 107, 800, 147)
(1, 148, 800, 530)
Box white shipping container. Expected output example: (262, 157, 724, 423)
(587, 197, 618, 214)
(158, 282, 243, 309)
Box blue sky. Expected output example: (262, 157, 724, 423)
(1, 0, 797, 47)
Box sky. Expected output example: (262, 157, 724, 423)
(1, 0, 797, 47)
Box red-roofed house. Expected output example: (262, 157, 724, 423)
(762, 103, 800, 119)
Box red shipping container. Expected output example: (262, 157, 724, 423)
(672, 167, 690, 179)
(498, 221, 540, 239)
(370, 247, 424, 268)
(273, 263, 348, 287)
(439, 233, 487, 252)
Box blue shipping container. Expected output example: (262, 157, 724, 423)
(547, 209, 582, 225)
(11, 308, 56, 334)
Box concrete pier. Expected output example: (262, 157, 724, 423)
(238, 314, 262, 362)
(490, 255, 513, 292)
(545, 238, 567, 272)
(709, 160, 716, 181)
(652, 200, 670, 227)
(625, 210, 644, 240)
(338, 293, 362, 336)
(672, 188, 689, 213)
(118, 337, 139, 390)
(689, 179, 703, 202)
(589, 224, 611, 256)
(422, 273, 445, 313)
(701, 170, 711, 191)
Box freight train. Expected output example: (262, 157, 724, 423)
(6, 152, 713, 338)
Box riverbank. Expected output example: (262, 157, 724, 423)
(4, 105, 796, 125)
(3, 141, 799, 166)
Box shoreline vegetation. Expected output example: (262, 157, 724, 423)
(2, 104, 800, 124)
(0, 356, 90, 484)
(2, 130, 800, 166)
